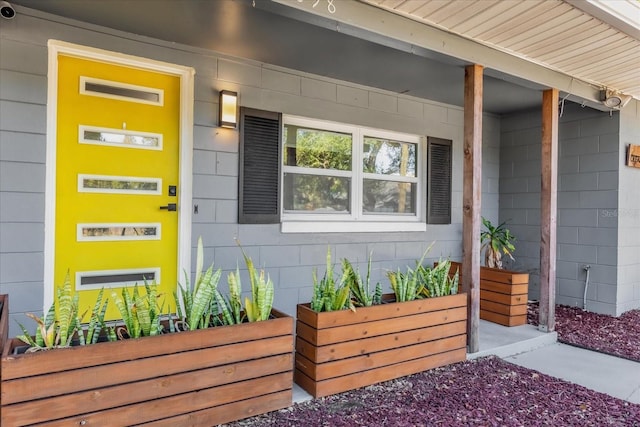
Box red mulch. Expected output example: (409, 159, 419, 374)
(528, 303, 640, 363)
(227, 356, 639, 426)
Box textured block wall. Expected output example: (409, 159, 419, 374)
(500, 102, 621, 315)
(617, 100, 640, 314)
(0, 8, 501, 336)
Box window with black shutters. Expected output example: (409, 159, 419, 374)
(427, 137, 452, 224)
(238, 111, 453, 232)
(238, 108, 282, 224)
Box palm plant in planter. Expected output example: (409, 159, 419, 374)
(1, 238, 294, 426)
(481, 216, 516, 269)
(295, 248, 467, 398)
(470, 218, 529, 327)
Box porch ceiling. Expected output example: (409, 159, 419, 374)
(363, 0, 640, 102)
(10, 0, 637, 114)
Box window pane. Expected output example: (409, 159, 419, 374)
(363, 137, 416, 177)
(283, 125, 352, 171)
(78, 175, 161, 194)
(363, 179, 416, 214)
(82, 128, 160, 148)
(78, 223, 161, 242)
(284, 173, 350, 213)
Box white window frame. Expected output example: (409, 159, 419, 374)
(281, 115, 426, 233)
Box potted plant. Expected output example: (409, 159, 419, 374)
(450, 218, 529, 327)
(295, 248, 467, 398)
(0, 238, 294, 426)
(481, 217, 516, 269)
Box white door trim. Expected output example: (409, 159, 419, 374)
(44, 40, 195, 311)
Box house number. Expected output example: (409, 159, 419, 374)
(298, 0, 336, 14)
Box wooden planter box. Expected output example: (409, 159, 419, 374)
(449, 262, 529, 327)
(1, 309, 294, 427)
(0, 295, 7, 355)
(295, 293, 467, 398)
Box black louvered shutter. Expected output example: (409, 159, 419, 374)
(238, 108, 281, 224)
(427, 137, 452, 224)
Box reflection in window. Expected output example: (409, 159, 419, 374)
(79, 224, 160, 241)
(80, 126, 161, 149)
(283, 125, 352, 171)
(78, 174, 161, 195)
(282, 116, 421, 222)
(84, 82, 160, 103)
(283, 173, 350, 213)
(363, 138, 416, 177)
(363, 180, 416, 214)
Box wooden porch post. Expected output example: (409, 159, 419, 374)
(539, 88, 559, 332)
(463, 64, 483, 353)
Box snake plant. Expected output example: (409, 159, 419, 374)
(112, 282, 164, 338)
(17, 273, 113, 350)
(216, 243, 275, 324)
(78, 286, 113, 344)
(216, 266, 244, 325)
(387, 243, 440, 302)
(310, 247, 354, 312)
(342, 254, 382, 307)
(242, 247, 274, 322)
(387, 265, 424, 302)
(175, 237, 221, 330)
(418, 258, 459, 298)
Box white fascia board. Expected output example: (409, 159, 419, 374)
(566, 0, 640, 40)
(272, 0, 602, 105)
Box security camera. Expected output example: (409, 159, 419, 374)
(0, 1, 15, 20)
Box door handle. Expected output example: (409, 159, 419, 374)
(160, 203, 177, 212)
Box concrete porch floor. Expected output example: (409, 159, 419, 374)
(467, 319, 557, 360)
(293, 320, 558, 403)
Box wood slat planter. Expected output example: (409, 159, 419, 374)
(0, 309, 294, 427)
(450, 262, 529, 327)
(0, 295, 7, 355)
(295, 293, 467, 398)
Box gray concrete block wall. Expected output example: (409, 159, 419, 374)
(617, 100, 640, 314)
(0, 7, 501, 335)
(500, 102, 621, 315)
(0, 34, 49, 332)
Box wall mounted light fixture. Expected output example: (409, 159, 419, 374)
(219, 90, 238, 128)
(599, 89, 632, 109)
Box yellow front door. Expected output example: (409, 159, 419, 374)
(55, 54, 181, 318)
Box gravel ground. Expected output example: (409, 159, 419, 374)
(226, 356, 639, 427)
(224, 304, 640, 426)
(528, 303, 640, 362)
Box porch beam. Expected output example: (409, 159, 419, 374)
(539, 88, 559, 332)
(271, 0, 604, 109)
(463, 64, 483, 353)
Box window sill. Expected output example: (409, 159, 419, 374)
(280, 221, 427, 234)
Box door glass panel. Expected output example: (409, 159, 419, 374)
(76, 268, 160, 290)
(80, 76, 163, 105)
(78, 174, 161, 195)
(80, 125, 162, 150)
(78, 223, 161, 241)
